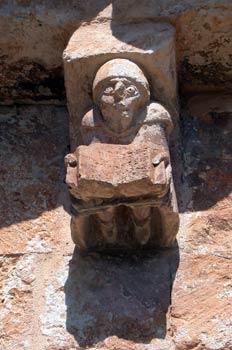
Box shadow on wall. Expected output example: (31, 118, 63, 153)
(179, 94, 232, 212)
(64, 247, 179, 347)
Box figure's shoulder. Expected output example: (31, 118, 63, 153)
(81, 110, 94, 127)
(146, 102, 171, 120)
(144, 102, 173, 134)
(81, 107, 102, 128)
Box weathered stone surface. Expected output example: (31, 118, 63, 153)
(0, 1, 231, 102)
(179, 211, 232, 259)
(64, 249, 179, 348)
(179, 93, 232, 239)
(0, 2, 231, 347)
(38, 249, 179, 350)
(171, 93, 232, 350)
(1, 1, 232, 103)
(0, 105, 69, 254)
(63, 22, 177, 149)
(179, 93, 232, 210)
(40, 256, 77, 350)
(70, 143, 168, 198)
(65, 57, 179, 252)
(0, 255, 35, 350)
(0, 97, 231, 349)
(171, 253, 232, 350)
(0, 105, 74, 349)
(176, 8, 232, 94)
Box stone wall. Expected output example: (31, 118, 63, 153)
(0, 1, 231, 350)
(0, 1, 231, 103)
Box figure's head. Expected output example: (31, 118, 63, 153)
(93, 59, 150, 133)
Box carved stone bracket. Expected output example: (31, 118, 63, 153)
(63, 22, 179, 252)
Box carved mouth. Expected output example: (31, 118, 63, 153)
(115, 104, 128, 111)
(121, 113, 131, 118)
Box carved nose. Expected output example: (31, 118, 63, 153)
(114, 81, 124, 97)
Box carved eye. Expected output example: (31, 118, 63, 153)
(126, 86, 138, 96)
(104, 86, 114, 95)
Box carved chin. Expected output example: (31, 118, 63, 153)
(104, 117, 133, 133)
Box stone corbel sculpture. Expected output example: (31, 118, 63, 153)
(65, 58, 179, 252)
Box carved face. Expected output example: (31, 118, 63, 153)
(97, 77, 146, 133)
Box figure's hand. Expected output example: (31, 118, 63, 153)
(152, 152, 172, 193)
(152, 153, 169, 167)
(65, 153, 78, 189)
(64, 153, 77, 168)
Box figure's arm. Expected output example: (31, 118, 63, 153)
(65, 109, 105, 202)
(146, 102, 173, 135)
(65, 152, 78, 188)
(65, 109, 101, 192)
(134, 102, 173, 164)
(134, 103, 174, 190)
(65, 149, 97, 202)
(80, 108, 102, 145)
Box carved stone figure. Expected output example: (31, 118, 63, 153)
(65, 58, 179, 252)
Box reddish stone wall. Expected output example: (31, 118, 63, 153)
(0, 1, 231, 103)
(0, 2, 231, 350)
(1, 100, 231, 350)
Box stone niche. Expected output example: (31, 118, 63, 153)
(63, 22, 178, 150)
